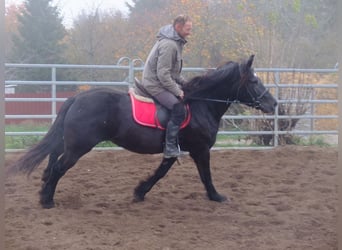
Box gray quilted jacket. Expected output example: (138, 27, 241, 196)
(141, 24, 187, 97)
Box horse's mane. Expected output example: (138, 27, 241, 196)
(183, 61, 240, 99)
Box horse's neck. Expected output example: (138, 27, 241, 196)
(211, 102, 231, 121)
(193, 102, 230, 125)
(207, 88, 235, 120)
(188, 74, 238, 124)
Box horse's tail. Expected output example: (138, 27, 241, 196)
(7, 96, 76, 176)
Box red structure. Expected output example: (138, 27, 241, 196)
(5, 92, 76, 124)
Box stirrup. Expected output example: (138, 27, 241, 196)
(164, 144, 181, 158)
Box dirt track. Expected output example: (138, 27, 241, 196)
(5, 146, 338, 250)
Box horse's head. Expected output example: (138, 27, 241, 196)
(236, 55, 277, 113)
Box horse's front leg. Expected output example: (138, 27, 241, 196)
(133, 157, 177, 202)
(190, 148, 227, 202)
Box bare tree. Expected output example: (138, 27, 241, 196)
(250, 72, 313, 145)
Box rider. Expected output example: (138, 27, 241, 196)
(141, 15, 192, 158)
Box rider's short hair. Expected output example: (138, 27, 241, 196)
(173, 15, 191, 27)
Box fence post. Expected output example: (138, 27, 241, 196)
(51, 67, 56, 123)
(117, 57, 132, 85)
(132, 58, 144, 84)
(128, 59, 134, 86)
(274, 71, 280, 147)
(310, 88, 315, 131)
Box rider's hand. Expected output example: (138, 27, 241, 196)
(179, 91, 184, 99)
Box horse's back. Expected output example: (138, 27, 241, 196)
(63, 88, 129, 137)
(75, 87, 126, 99)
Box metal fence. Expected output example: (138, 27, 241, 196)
(4, 58, 339, 150)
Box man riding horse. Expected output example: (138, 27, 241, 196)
(140, 15, 192, 158)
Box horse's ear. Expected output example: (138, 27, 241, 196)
(247, 55, 255, 68)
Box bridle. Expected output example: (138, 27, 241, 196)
(243, 83, 269, 108)
(186, 77, 269, 108)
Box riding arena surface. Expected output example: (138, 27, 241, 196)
(5, 146, 337, 250)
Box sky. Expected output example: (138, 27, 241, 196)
(5, 0, 133, 27)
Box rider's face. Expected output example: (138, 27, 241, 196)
(175, 21, 192, 39)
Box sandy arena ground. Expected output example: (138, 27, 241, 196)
(5, 146, 338, 250)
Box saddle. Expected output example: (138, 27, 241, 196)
(129, 88, 191, 130)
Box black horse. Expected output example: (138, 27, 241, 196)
(9, 55, 277, 208)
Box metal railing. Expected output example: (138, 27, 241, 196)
(4, 58, 339, 150)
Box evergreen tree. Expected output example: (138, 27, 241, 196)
(10, 0, 67, 83)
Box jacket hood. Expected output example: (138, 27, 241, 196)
(157, 24, 187, 44)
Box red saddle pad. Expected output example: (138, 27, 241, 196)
(129, 92, 190, 130)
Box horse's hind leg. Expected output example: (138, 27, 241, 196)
(134, 157, 177, 202)
(39, 149, 89, 208)
(41, 142, 64, 183)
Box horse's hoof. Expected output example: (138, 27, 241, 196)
(209, 193, 229, 203)
(132, 194, 145, 203)
(40, 200, 55, 209)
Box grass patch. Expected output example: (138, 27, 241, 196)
(5, 122, 50, 132)
(5, 122, 49, 149)
(214, 134, 255, 147)
(95, 141, 117, 148)
(292, 135, 330, 147)
(6, 135, 44, 149)
(5, 122, 120, 150)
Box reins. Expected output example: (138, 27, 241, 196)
(186, 88, 268, 108)
(186, 96, 248, 105)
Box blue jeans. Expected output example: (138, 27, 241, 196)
(154, 91, 180, 110)
(154, 91, 185, 125)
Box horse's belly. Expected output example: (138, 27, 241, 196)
(111, 127, 165, 154)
